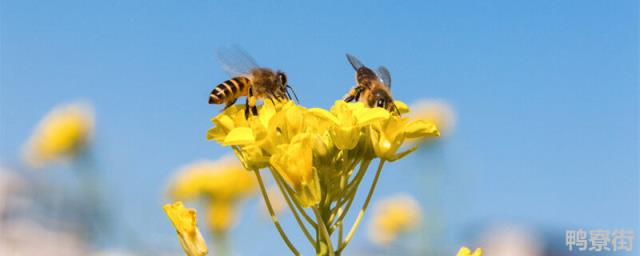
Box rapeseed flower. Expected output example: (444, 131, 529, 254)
(167, 157, 256, 235)
(163, 201, 208, 256)
(206, 99, 439, 255)
(409, 99, 456, 137)
(22, 102, 94, 167)
(367, 194, 422, 245)
(457, 247, 483, 256)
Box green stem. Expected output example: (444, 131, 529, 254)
(270, 168, 316, 246)
(213, 232, 231, 256)
(313, 207, 335, 256)
(336, 160, 385, 254)
(272, 170, 318, 227)
(329, 158, 372, 232)
(253, 169, 300, 256)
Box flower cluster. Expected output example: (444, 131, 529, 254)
(207, 100, 438, 255)
(208, 100, 438, 207)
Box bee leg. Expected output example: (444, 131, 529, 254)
(245, 87, 258, 118)
(344, 87, 358, 102)
(265, 92, 278, 103)
(344, 95, 355, 102)
(353, 86, 365, 101)
(223, 98, 238, 110)
(244, 98, 251, 119)
(345, 86, 364, 102)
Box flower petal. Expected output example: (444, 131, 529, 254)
(394, 100, 410, 114)
(356, 108, 390, 126)
(163, 202, 208, 256)
(223, 127, 255, 145)
(456, 247, 483, 256)
(404, 120, 440, 138)
(309, 108, 339, 125)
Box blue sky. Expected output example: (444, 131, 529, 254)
(1, 0, 637, 255)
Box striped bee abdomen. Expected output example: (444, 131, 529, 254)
(209, 76, 251, 104)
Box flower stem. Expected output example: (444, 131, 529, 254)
(272, 170, 317, 227)
(213, 232, 231, 256)
(336, 159, 385, 254)
(313, 206, 335, 256)
(329, 158, 372, 232)
(253, 169, 300, 256)
(270, 168, 316, 246)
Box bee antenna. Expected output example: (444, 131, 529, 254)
(285, 90, 292, 101)
(286, 85, 300, 103)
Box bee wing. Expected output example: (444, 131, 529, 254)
(377, 66, 392, 88)
(346, 53, 365, 71)
(216, 46, 260, 76)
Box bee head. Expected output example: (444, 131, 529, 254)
(372, 90, 398, 115)
(276, 71, 287, 87)
(277, 71, 300, 103)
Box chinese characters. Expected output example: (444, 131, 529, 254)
(566, 229, 634, 252)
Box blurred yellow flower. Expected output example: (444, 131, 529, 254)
(22, 102, 94, 167)
(409, 99, 456, 137)
(457, 247, 483, 256)
(163, 201, 208, 256)
(367, 194, 422, 245)
(167, 156, 257, 234)
(205, 201, 237, 234)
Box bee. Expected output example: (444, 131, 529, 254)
(209, 47, 298, 118)
(343, 54, 399, 114)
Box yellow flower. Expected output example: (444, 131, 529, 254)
(205, 200, 237, 234)
(367, 194, 422, 245)
(369, 115, 439, 161)
(456, 247, 483, 256)
(163, 201, 208, 256)
(22, 102, 94, 167)
(207, 100, 439, 208)
(312, 101, 390, 151)
(269, 133, 321, 207)
(409, 99, 456, 137)
(206, 98, 444, 254)
(167, 156, 257, 234)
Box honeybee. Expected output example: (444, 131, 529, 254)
(343, 54, 399, 114)
(208, 47, 298, 118)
